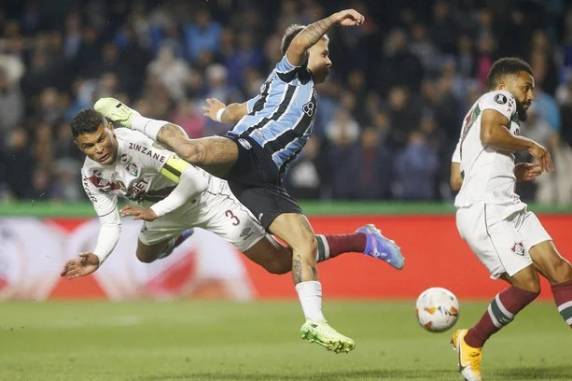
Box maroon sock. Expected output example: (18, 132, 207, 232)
(315, 233, 366, 261)
(465, 286, 539, 348)
(551, 279, 572, 328)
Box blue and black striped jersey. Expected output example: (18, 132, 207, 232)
(229, 56, 317, 175)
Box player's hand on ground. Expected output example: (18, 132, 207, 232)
(333, 9, 365, 27)
(202, 98, 226, 121)
(515, 162, 543, 182)
(528, 143, 554, 173)
(120, 205, 158, 221)
(61, 253, 100, 279)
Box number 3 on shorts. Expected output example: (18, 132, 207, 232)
(225, 210, 240, 226)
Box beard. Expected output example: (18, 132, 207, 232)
(516, 102, 529, 121)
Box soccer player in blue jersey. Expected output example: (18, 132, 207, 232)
(95, 8, 404, 353)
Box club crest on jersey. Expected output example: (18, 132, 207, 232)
(494, 93, 508, 105)
(88, 169, 123, 192)
(511, 242, 525, 256)
(126, 163, 139, 176)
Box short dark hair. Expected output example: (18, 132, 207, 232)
(71, 109, 105, 138)
(280, 24, 306, 55)
(487, 57, 533, 89)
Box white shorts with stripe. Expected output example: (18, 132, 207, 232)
(455, 203, 552, 279)
(139, 177, 266, 252)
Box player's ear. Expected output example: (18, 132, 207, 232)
(72, 137, 83, 152)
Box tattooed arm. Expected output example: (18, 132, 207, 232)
(286, 9, 365, 66)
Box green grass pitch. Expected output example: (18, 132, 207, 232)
(1, 300, 571, 381)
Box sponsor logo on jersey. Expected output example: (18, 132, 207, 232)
(494, 93, 508, 105)
(511, 242, 525, 256)
(238, 138, 252, 150)
(126, 177, 151, 200)
(119, 153, 131, 165)
(239, 227, 253, 239)
(128, 142, 167, 163)
(303, 101, 315, 117)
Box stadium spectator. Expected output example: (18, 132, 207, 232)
(0, 0, 571, 203)
(394, 130, 439, 200)
(0, 66, 23, 133)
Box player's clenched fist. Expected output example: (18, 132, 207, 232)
(332, 9, 365, 26)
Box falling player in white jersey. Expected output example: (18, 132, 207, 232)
(449, 57, 572, 381)
(60, 109, 401, 352)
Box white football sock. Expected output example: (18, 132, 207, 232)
(295, 280, 326, 322)
(131, 114, 169, 141)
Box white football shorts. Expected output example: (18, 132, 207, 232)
(139, 180, 266, 252)
(456, 203, 552, 279)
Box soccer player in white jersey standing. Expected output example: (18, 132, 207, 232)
(449, 57, 572, 381)
(60, 110, 402, 318)
(93, 8, 404, 353)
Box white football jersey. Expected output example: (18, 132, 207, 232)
(81, 128, 210, 219)
(452, 90, 526, 222)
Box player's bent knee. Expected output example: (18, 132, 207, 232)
(179, 141, 205, 165)
(136, 250, 157, 263)
(510, 268, 541, 293)
(547, 258, 572, 284)
(264, 260, 290, 275)
(516, 277, 541, 293)
(291, 235, 317, 256)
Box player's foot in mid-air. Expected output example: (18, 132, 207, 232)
(451, 329, 483, 381)
(94, 97, 140, 128)
(357, 224, 404, 269)
(300, 320, 355, 354)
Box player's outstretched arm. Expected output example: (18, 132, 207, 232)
(480, 109, 554, 172)
(202, 98, 248, 124)
(60, 253, 100, 279)
(121, 159, 209, 222)
(287, 9, 365, 66)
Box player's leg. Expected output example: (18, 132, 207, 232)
(452, 266, 540, 381)
(157, 131, 239, 178)
(244, 226, 401, 274)
(464, 266, 540, 346)
(269, 212, 355, 353)
(136, 213, 195, 263)
(515, 210, 572, 328)
(328, 224, 404, 269)
(529, 242, 572, 328)
(93, 97, 238, 177)
(136, 229, 195, 263)
(452, 207, 540, 381)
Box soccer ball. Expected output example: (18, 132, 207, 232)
(416, 287, 459, 332)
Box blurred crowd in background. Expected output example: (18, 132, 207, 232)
(1, 0, 572, 203)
